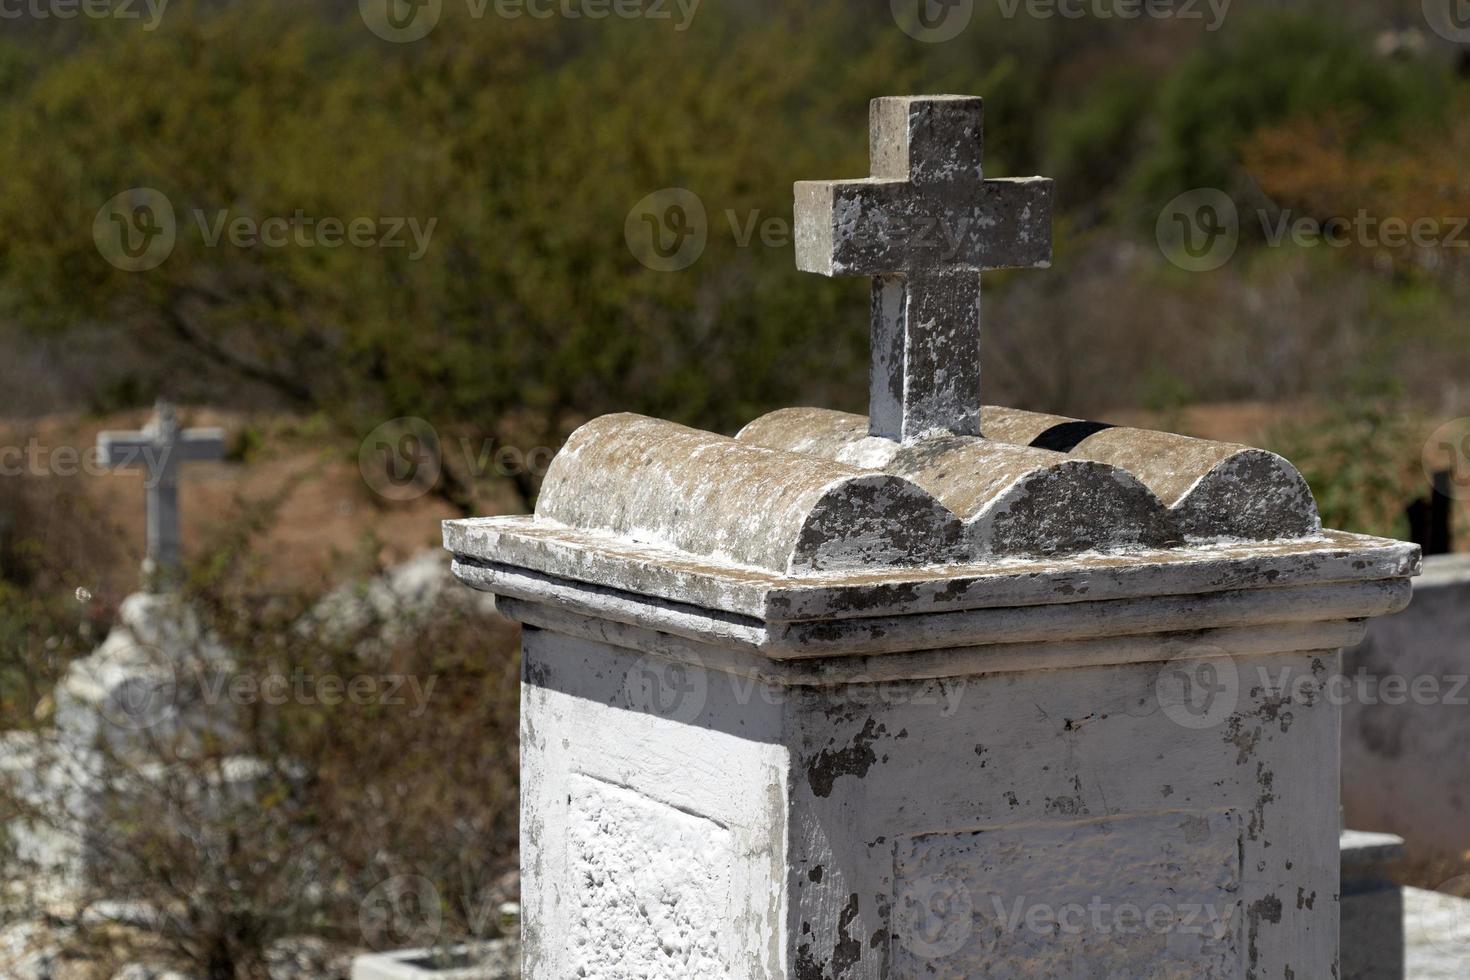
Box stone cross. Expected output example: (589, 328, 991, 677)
(98, 400, 225, 584)
(795, 95, 1053, 442)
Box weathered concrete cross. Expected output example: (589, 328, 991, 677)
(98, 400, 225, 586)
(795, 95, 1053, 442)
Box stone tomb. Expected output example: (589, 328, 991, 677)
(1342, 553, 1470, 856)
(445, 96, 1419, 978)
(1340, 830, 1406, 980)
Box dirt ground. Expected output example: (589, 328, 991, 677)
(3, 408, 469, 606)
(3, 399, 1462, 609)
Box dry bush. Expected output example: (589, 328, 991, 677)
(2, 528, 521, 979)
(0, 462, 120, 732)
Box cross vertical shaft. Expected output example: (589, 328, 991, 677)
(794, 95, 1053, 442)
(871, 271, 983, 439)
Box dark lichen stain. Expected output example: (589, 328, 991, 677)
(809, 866, 825, 883)
(1296, 887, 1315, 910)
(1223, 714, 1262, 766)
(869, 928, 887, 949)
(1246, 894, 1283, 976)
(1005, 791, 1021, 808)
(807, 719, 887, 798)
(832, 894, 862, 977)
(1181, 815, 1212, 844)
(1045, 795, 1087, 816)
(1247, 764, 1275, 842)
(794, 944, 823, 980)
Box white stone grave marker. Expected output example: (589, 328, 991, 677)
(445, 94, 1421, 979)
(98, 399, 225, 586)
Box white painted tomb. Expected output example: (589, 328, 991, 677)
(444, 96, 1421, 978)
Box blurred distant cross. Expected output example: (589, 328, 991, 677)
(795, 96, 1053, 442)
(98, 400, 225, 586)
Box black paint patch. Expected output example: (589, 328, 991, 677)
(1029, 420, 1117, 453)
(832, 894, 862, 977)
(807, 718, 886, 798)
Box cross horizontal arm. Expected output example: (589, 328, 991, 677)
(175, 429, 227, 462)
(97, 431, 155, 468)
(795, 177, 1053, 278)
